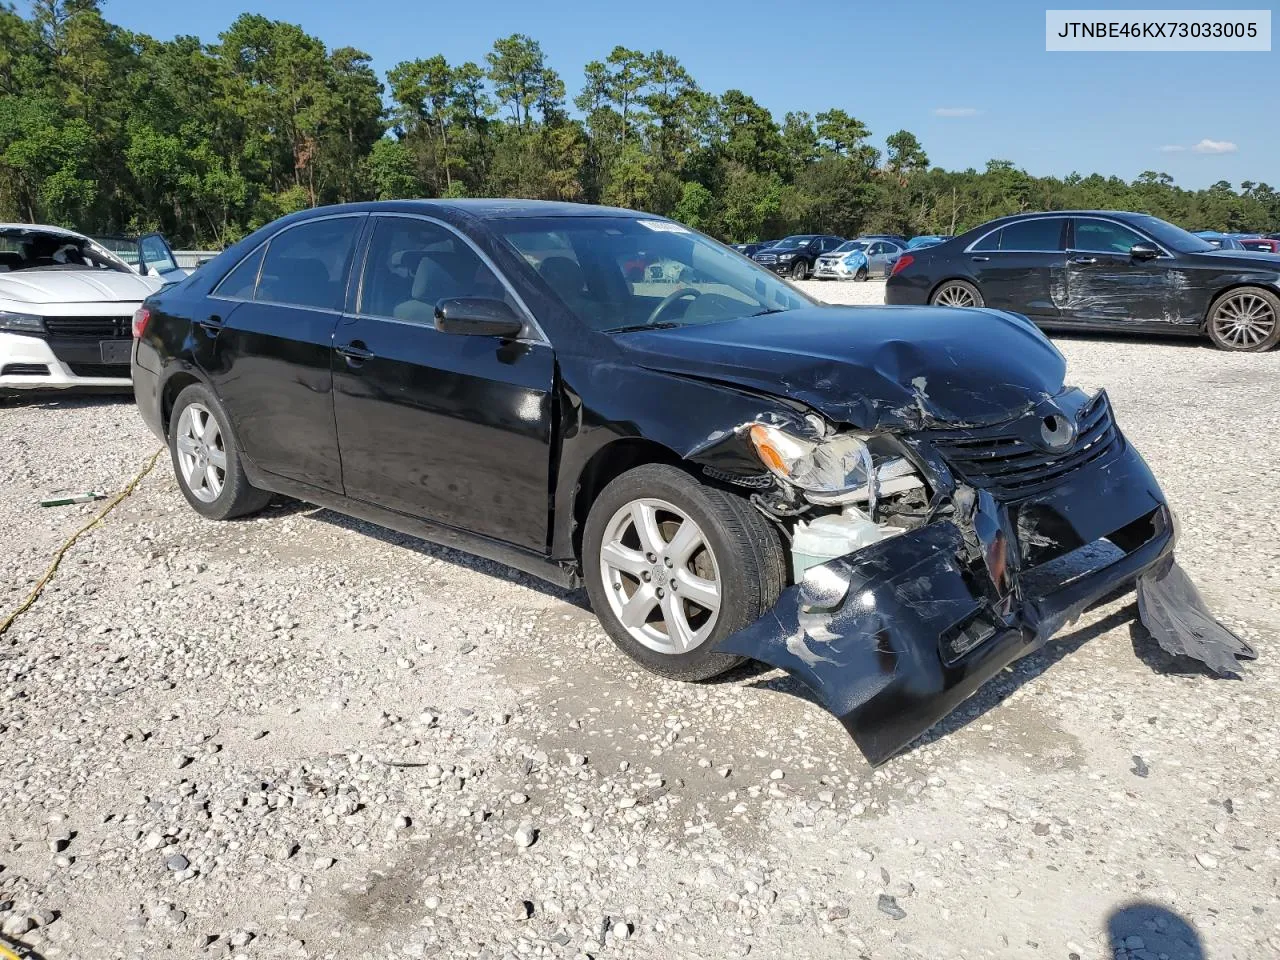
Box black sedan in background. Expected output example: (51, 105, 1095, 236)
(886, 211, 1280, 351)
(751, 234, 845, 279)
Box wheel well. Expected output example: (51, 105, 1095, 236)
(160, 371, 202, 436)
(571, 438, 683, 562)
(1201, 283, 1278, 331)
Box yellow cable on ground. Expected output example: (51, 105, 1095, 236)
(0, 447, 164, 638)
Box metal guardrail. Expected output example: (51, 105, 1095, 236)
(173, 250, 220, 269)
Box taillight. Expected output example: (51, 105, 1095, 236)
(132, 307, 151, 338)
(890, 254, 914, 277)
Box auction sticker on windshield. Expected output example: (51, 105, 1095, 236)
(637, 220, 690, 233)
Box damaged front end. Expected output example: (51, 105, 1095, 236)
(711, 387, 1255, 765)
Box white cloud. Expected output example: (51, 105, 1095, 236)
(1192, 138, 1238, 154)
(933, 107, 980, 118)
(1157, 144, 1186, 153)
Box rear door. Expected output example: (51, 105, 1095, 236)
(967, 217, 1067, 321)
(332, 214, 555, 552)
(198, 214, 365, 493)
(1063, 217, 1180, 326)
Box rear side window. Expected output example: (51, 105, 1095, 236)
(995, 219, 1065, 252)
(215, 245, 265, 300)
(1073, 218, 1146, 254)
(972, 229, 1001, 252)
(256, 217, 362, 311)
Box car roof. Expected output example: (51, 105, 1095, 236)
(287, 199, 651, 222)
(0, 223, 91, 240)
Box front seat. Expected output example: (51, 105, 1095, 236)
(394, 255, 467, 324)
(538, 255, 588, 305)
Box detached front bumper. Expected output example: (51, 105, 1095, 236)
(715, 437, 1250, 764)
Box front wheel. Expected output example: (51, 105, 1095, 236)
(583, 464, 786, 681)
(854, 265, 869, 282)
(1205, 287, 1280, 351)
(791, 259, 808, 280)
(930, 279, 984, 308)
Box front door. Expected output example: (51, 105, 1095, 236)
(967, 217, 1067, 321)
(332, 214, 555, 552)
(196, 214, 366, 493)
(1062, 217, 1178, 326)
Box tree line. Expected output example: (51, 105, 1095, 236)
(2, 0, 1277, 248)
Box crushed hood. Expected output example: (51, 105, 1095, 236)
(614, 305, 1068, 430)
(0, 270, 162, 305)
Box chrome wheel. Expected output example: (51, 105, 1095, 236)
(175, 402, 226, 503)
(1210, 292, 1277, 348)
(933, 282, 979, 307)
(598, 498, 721, 655)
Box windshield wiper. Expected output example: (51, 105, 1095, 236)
(604, 321, 682, 334)
(749, 307, 788, 317)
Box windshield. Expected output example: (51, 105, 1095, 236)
(1131, 216, 1215, 254)
(772, 235, 816, 250)
(493, 217, 815, 334)
(833, 240, 868, 254)
(0, 229, 132, 274)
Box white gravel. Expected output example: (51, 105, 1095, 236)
(1, 282, 1278, 959)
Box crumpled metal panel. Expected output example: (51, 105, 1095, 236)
(1136, 558, 1257, 676)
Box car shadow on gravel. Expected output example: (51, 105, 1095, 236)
(308, 508, 591, 609)
(1046, 330, 1208, 351)
(0, 390, 133, 409)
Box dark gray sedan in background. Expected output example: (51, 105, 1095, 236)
(886, 210, 1280, 351)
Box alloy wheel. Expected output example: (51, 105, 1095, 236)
(1210, 292, 1277, 349)
(175, 402, 227, 503)
(598, 498, 721, 655)
(934, 282, 978, 307)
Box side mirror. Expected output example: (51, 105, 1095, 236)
(1130, 242, 1160, 261)
(434, 297, 524, 338)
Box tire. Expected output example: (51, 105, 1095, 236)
(930, 279, 984, 308)
(583, 464, 786, 682)
(1205, 286, 1280, 352)
(854, 265, 869, 282)
(791, 259, 808, 280)
(168, 383, 272, 520)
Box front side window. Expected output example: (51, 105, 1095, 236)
(495, 217, 813, 333)
(359, 217, 508, 323)
(256, 216, 362, 311)
(997, 218, 1066, 252)
(1073, 218, 1146, 254)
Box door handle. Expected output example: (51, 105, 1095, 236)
(1069, 256, 1098, 265)
(970, 256, 990, 262)
(336, 340, 374, 364)
(196, 313, 223, 332)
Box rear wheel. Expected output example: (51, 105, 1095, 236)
(1205, 287, 1280, 351)
(169, 384, 272, 520)
(583, 464, 785, 681)
(930, 279, 984, 308)
(791, 259, 808, 280)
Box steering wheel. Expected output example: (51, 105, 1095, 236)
(645, 286, 701, 326)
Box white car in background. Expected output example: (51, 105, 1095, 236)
(0, 224, 168, 391)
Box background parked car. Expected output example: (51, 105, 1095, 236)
(886, 210, 1280, 351)
(815, 237, 906, 280)
(907, 235, 950, 249)
(1, 223, 165, 390)
(90, 233, 190, 284)
(751, 235, 844, 279)
(1239, 237, 1280, 254)
(731, 241, 776, 257)
(1193, 231, 1247, 251)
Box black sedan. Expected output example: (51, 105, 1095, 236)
(886, 210, 1280, 351)
(131, 200, 1250, 763)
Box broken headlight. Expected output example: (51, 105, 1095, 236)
(748, 424, 922, 507)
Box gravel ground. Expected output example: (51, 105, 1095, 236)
(1, 280, 1278, 960)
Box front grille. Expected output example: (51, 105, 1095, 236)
(67, 362, 129, 378)
(1, 363, 50, 376)
(928, 394, 1121, 499)
(43, 316, 130, 338)
(754, 254, 777, 264)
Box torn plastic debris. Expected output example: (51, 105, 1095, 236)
(1136, 557, 1257, 676)
(39, 491, 108, 507)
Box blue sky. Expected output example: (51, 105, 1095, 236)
(89, 0, 1276, 189)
